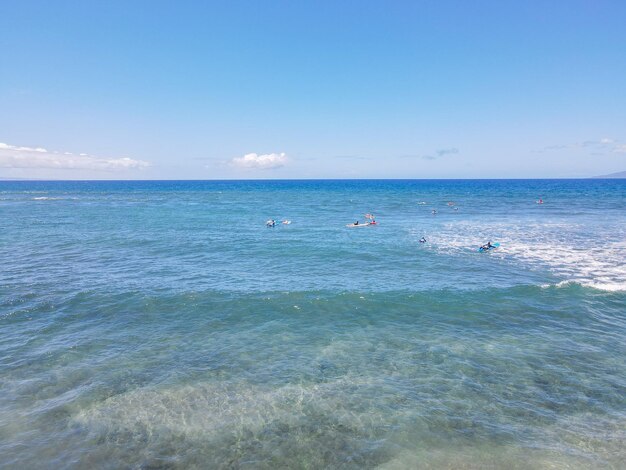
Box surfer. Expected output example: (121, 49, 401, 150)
(480, 241, 493, 251)
(266, 219, 276, 227)
(419, 237, 426, 243)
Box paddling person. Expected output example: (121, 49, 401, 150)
(419, 237, 426, 243)
(481, 241, 493, 251)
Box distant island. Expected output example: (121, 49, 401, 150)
(594, 171, 626, 178)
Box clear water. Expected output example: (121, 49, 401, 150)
(1, 179, 625, 469)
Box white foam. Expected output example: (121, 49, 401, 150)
(415, 220, 626, 292)
(502, 237, 626, 292)
(31, 196, 78, 201)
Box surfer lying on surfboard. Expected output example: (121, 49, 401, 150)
(479, 241, 500, 252)
(346, 220, 369, 227)
(347, 213, 379, 227)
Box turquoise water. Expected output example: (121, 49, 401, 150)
(1, 179, 625, 469)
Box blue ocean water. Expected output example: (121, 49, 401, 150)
(1, 179, 625, 469)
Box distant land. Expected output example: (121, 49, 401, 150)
(594, 171, 626, 179)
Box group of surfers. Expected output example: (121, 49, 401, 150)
(347, 213, 377, 226)
(267, 214, 379, 227)
(265, 219, 291, 227)
(266, 212, 497, 252)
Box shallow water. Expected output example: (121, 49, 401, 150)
(1, 180, 625, 468)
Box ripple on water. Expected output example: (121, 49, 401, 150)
(1, 180, 626, 468)
(0, 286, 625, 468)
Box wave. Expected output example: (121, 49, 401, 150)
(504, 240, 626, 292)
(542, 279, 626, 293)
(422, 220, 626, 292)
(3, 283, 622, 327)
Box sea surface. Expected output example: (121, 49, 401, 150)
(1, 179, 625, 469)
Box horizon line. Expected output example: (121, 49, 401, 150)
(1, 176, 622, 182)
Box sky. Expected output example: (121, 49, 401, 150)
(1, 0, 625, 179)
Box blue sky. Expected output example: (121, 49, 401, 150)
(1, 0, 625, 179)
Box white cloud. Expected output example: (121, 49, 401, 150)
(231, 152, 288, 170)
(0, 142, 150, 171)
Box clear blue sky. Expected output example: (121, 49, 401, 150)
(1, 0, 625, 179)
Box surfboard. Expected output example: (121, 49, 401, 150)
(478, 242, 500, 252)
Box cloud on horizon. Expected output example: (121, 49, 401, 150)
(435, 147, 459, 157)
(333, 155, 371, 160)
(0, 142, 150, 171)
(400, 147, 459, 160)
(541, 138, 625, 154)
(231, 152, 288, 170)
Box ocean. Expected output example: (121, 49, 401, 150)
(1, 179, 625, 469)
